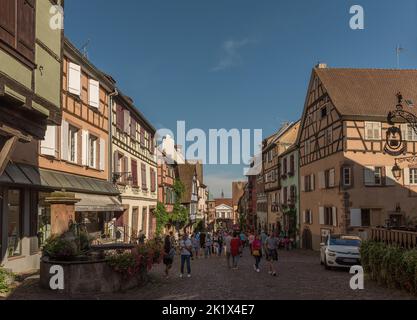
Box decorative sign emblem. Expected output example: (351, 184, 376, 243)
(384, 126, 407, 156)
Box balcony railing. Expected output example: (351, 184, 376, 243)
(370, 227, 417, 249)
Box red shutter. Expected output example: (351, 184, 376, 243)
(17, 0, 35, 62)
(141, 163, 147, 189)
(130, 118, 136, 140)
(116, 105, 124, 130)
(140, 128, 145, 146)
(131, 159, 138, 186)
(0, 0, 16, 48)
(151, 168, 156, 192)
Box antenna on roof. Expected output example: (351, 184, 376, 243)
(80, 39, 91, 59)
(396, 44, 405, 69)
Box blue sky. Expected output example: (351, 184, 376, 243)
(65, 0, 417, 197)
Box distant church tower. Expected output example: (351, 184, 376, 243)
(221, 190, 224, 198)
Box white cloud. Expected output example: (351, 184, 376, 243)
(211, 38, 252, 72)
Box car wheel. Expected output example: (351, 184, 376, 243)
(324, 256, 330, 270)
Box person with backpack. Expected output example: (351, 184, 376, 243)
(179, 233, 193, 278)
(163, 235, 176, 279)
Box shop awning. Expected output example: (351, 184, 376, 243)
(74, 193, 124, 212)
(0, 163, 120, 196)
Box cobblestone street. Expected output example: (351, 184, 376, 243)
(3, 249, 415, 300)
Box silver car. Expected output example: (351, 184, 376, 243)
(320, 235, 362, 270)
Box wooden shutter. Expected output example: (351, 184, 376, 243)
(123, 110, 130, 134)
(0, 0, 16, 48)
(404, 168, 411, 186)
(77, 130, 82, 165)
(318, 171, 325, 189)
(141, 163, 147, 189)
(302, 211, 306, 224)
(332, 207, 338, 227)
(329, 169, 335, 188)
(350, 209, 362, 227)
(130, 118, 136, 139)
(123, 157, 129, 184)
(151, 168, 156, 192)
(301, 176, 305, 192)
(40, 126, 56, 157)
(99, 138, 105, 171)
(81, 130, 89, 166)
(140, 127, 145, 146)
(17, 0, 35, 62)
(319, 207, 325, 225)
(60, 120, 69, 161)
(113, 151, 119, 174)
(131, 160, 138, 186)
(68, 63, 81, 96)
(309, 211, 313, 225)
(88, 79, 100, 109)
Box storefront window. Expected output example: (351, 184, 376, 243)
(7, 190, 22, 257)
(38, 193, 52, 247)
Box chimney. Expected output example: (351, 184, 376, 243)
(316, 63, 328, 69)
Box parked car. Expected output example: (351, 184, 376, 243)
(320, 235, 361, 270)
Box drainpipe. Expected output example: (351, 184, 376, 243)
(108, 89, 119, 183)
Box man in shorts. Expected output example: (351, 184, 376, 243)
(266, 232, 279, 276)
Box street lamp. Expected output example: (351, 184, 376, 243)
(392, 163, 402, 181)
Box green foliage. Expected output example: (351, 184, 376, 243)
(43, 235, 79, 260)
(106, 241, 164, 279)
(170, 180, 189, 230)
(154, 202, 169, 237)
(0, 268, 14, 294)
(361, 241, 417, 295)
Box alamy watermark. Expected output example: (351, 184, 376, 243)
(49, 5, 64, 30)
(156, 121, 263, 175)
(350, 5, 364, 30)
(350, 266, 365, 290)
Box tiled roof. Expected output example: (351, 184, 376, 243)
(315, 68, 417, 118)
(215, 198, 233, 208)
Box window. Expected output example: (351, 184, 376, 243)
(320, 207, 337, 226)
(325, 128, 333, 146)
(304, 209, 313, 225)
(68, 125, 79, 163)
(88, 79, 100, 109)
(0, 0, 35, 65)
(88, 135, 98, 168)
(40, 126, 57, 157)
(342, 167, 352, 187)
(7, 189, 22, 257)
(130, 118, 137, 140)
(364, 167, 383, 186)
(289, 155, 295, 175)
(350, 208, 371, 227)
(321, 106, 328, 119)
(365, 122, 382, 140)
(410, 168, 417, 185)
(283, 158, 288, 175)
(303, 174, 315, 192)
(401, 124, 417, 141)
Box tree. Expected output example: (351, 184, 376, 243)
(170, 180, 189, 233)
(154, 202, 169, 237)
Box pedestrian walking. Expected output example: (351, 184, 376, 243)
(248, 232, 255, 255)
(191, 233, 200, 259)
(218, 233, 224, 256)
(205, 234, 212, 258)
(230, 232, 242, 270)
(163, 235, 176, 278)
(179, 233, 193, 278)
(251, 234, 262, 273)
(224, 232, 233, 268)
(200, 232, 206, 258)
(266, 232, 279, 276)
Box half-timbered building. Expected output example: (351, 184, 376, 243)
(298, 65, 417, 250)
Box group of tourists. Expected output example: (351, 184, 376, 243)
(161, 230, 281, 279)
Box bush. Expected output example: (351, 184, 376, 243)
(106, 241, 164, 279)
(361, 241, 417, 295)
(0, 268, 14, 294)
(43, 236, 79, 260)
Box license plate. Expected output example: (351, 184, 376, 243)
(344, 259, 357, 263)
